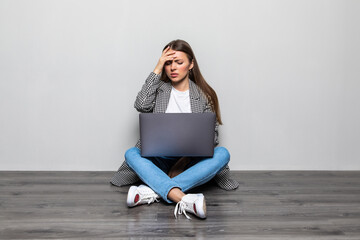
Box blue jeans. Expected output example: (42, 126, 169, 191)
(125, 146, 230, 203)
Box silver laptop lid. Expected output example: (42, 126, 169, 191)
(140, 113, 216, 157)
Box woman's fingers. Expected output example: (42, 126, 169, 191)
(163, 46, 172, 55)
(161, 48, 176, 63)
(163, 46, 175, 56)
(165, 51, 175, 58)
(153, 46, 176, 74)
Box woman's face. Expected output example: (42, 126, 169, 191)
(164, 50, 193, 83)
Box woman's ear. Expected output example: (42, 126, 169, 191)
(190, 60, 194, 70)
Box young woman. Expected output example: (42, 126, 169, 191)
(111, 39, 239, 219)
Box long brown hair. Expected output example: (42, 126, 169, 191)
(160, 39, 223, 125)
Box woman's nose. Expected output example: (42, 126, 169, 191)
(171, 62, 177, 70)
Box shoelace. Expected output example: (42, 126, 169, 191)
(144, 196, 160, 205)
(174, 200, 191, 219)
(138, 188, 160, 205)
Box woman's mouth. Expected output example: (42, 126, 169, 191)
(171, 74, 178, 77)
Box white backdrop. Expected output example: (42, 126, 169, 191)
(1, 0, 359, 170)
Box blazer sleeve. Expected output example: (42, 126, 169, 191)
(134, 72, 163, 113)
(204, 100, 219, 147)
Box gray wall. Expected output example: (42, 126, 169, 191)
(1, 0, 359, 170)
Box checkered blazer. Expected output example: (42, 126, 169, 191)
(110, 72, 239, 190)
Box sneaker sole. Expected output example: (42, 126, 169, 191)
(127, 186, 138, 207)
(195, 194, 207, 219)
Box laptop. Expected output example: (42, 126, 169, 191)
(139, 113, 216, 157)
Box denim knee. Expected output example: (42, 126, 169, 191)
(215, 146, 231, 166)
(125, 147, 140, 166)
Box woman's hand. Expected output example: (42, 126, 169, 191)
(153, 46, 176, 75)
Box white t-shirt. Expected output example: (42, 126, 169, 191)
(165, 86, 192, 113)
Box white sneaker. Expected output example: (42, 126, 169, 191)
(127, 184, 160, 207)
(174, 193, 207, 219)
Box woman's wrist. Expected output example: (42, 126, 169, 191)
(153, 68, 162, 75)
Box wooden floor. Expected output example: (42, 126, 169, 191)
(0, 171, 359, 239)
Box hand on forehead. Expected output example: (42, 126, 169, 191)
(171, 50, 184, 60)
(171, 50, 179, 58)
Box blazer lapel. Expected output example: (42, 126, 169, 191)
(154, 81, 172, 113)
(189, 79, 203, 113)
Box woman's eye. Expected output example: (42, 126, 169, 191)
(165, 61, 171, 65)
(178, 62, 183, 65)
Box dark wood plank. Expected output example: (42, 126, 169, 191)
(0, 171, 359, 239)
